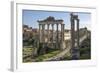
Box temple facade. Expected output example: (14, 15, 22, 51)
(37, 16, 65, 54)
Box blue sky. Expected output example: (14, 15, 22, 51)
(22, 10, 91, 30)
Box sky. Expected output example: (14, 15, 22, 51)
(22, 10, 91, 30)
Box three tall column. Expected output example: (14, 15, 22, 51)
(70, 13, 80, 59)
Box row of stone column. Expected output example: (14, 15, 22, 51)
(39, 23, 65, 49)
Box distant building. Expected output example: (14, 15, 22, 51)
(23, 24, 39, 44)
(64, 30, 71, 41)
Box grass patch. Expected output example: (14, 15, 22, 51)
(35, 50, 60, 62)
(23, 47, 61, 62)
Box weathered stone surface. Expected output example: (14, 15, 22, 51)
(38, 16, 65, 55)
(70, 13, 80, 59)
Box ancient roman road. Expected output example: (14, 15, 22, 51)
(43, 33, 89, 61)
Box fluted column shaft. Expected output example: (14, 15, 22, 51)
(42, 24, 45, 43)
(71, 18, 75, 50)
(39, 24, 41, 43)
(61, 24, 64, 42)
(56, 24, 59, 49)
(52, 24, 54, 43)
(47, 24, 50, 42)
(77, 19, 79, 50)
